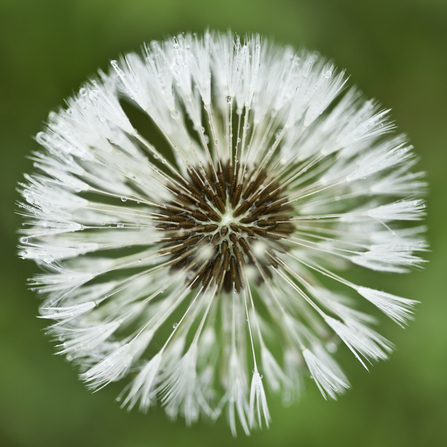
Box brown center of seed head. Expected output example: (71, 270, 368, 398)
(155, 161, 295, 293)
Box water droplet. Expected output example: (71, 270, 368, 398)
(137, 259, 142, 263)
(214, 139, 218, 145)
(116, 396, 122, 402)
(259, 374, 263, 379)
(326, 342, 337, 353)
(120, 197, 128, 202)
(170, 110, 180, 119)
(226, 96, 232, 103)
(237, 138, 241, 143)
(204, 135, 209, 144)
(117, 223, 124, 228)
(89, 90, 99, 101)
(36, 132, 49, 145)
(246, 123, 250, 129)
(161, 158, 167, 164)
(48, 111, 58, 122)
(79, 87, 87, 97)
(172, 323, 178, 329)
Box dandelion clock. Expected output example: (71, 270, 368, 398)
(18, 31, 427, 435)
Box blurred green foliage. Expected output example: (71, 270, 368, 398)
(1, 1, 446, 446)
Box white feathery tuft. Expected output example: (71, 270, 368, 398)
(18, 31, 426, 434)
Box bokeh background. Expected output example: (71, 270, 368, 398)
(1, 0, 446, 446)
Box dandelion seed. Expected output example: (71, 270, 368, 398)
(19, 31, 427, 434)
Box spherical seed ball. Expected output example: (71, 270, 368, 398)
(18, 31, 426, 435)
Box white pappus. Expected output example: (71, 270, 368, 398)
(18, 31, 427, 435)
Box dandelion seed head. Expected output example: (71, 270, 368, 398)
(19, 31, 426, 434)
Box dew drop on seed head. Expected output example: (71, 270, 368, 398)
(89, 90, 99, 101)
(121, 197, 127, 202)
(172, 323, 178, 329)
(326, 342, 337, 353)
(226, 96, 232, 103)
(36, 132, 49, 144)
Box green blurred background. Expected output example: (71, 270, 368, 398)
(1, 0, 446, 446)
